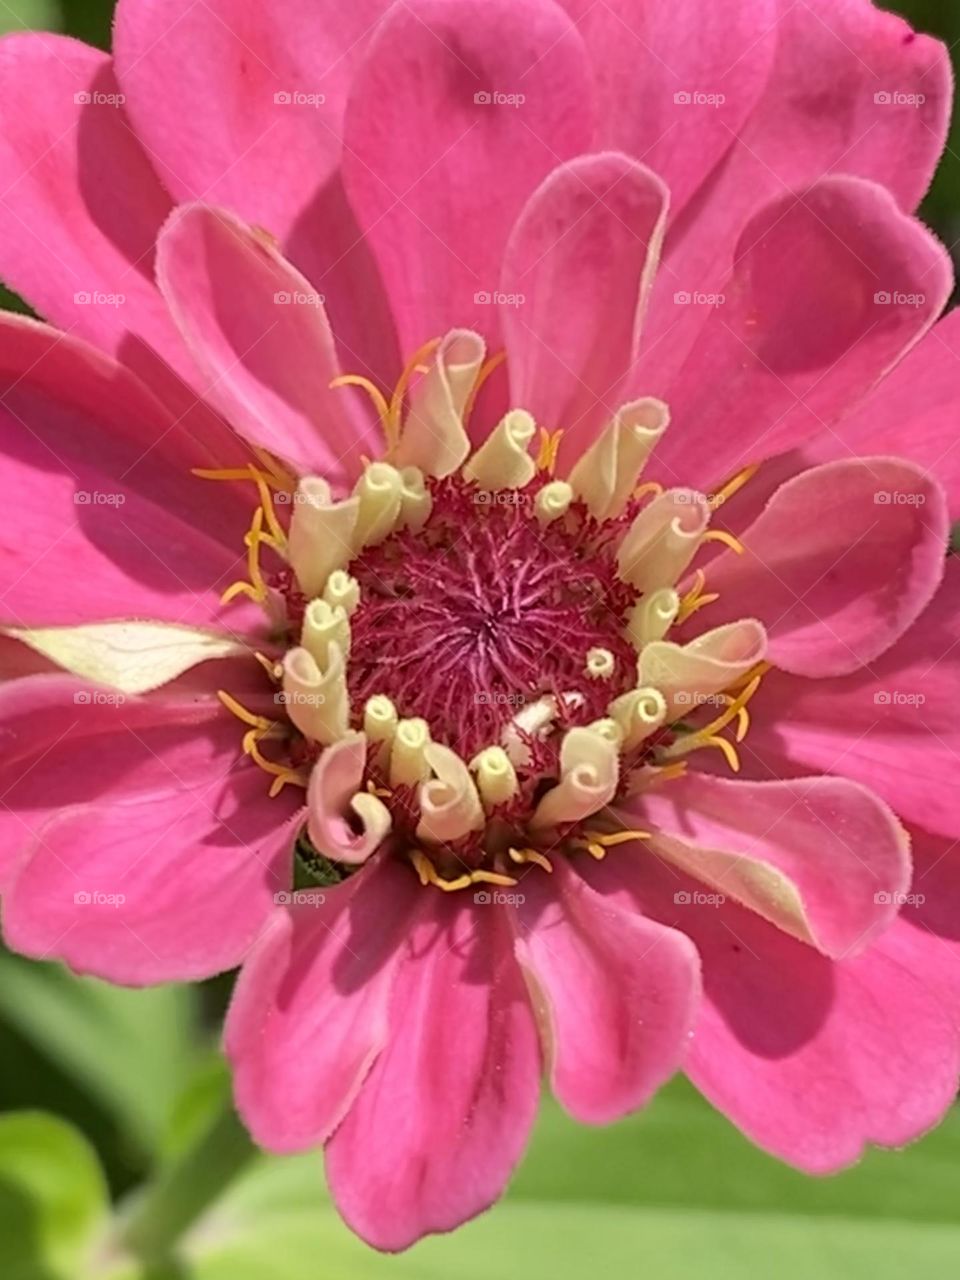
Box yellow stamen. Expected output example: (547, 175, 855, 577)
(471, 869, 519, 887)
(254, 651, 282, 681)
(508, 847, 554, 873)
(217, 689, 271, 731)
(701, 529, 745, 555)
(536, 428, 564, 474)
(462, 350, 507, 426)
(700, 734, 741, 772)
(328, 373, 391, 434)
(654, 761, 689, 783)
(675, 569, 721, 625)
(710, 462, 759, 510)
(632, 480, 664, 503)
(582, 829, 653, 847)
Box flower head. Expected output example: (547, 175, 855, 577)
(1, 0, 960, 1255)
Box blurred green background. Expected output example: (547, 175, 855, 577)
(3, 0, 960, 1276)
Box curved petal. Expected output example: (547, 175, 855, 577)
(558, 0, 777, 213)
(156, 204, 380, 484)
(113, 0, 398, 387)
(622, 772, 911, 959)
(701, 458, 948, 677)
(0, 33, 242, 427)
(735, 559, 960, 841)
(0, 668, 299, 982)
(342, 0, 594, 354)
(500, 154, 668, 464)
(510, 857, 700, 1124)
(306, 734, 391, 865)
(806, 309, 960, 516)
(635, 0, 952, 392)
(652, 177, 952, 491)
(583, 850, 960, 1174)
(225, 857, 419, 1153)
(325, 890, 540, 1251)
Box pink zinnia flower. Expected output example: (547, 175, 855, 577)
(2, 0, 960, 1253)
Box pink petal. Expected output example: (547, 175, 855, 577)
(651, 178, 952, 491)
(510, 857, 700, 1124)
(585, 851, 960, 1173)
(0, 33, 231, 423)
(500, 154, 669, 464)
(326, 889, 540, 1251)
(156, 204, 379, 484)
(735, 559, 960, 841)
(806, 310, 960, 516)
(0, 320, 259, 632)
(1, 670, 299, 982)
(558, 0, 777, 213)
(113, 0, 399, 389)
(635, 2, 951, 393)
(701, 458, 948, 677)
(225, 857, 419, 1153)
(342, 0, 594, 355)
(625, 772, 910, 959)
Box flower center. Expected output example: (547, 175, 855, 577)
(345, 474, 638, 759)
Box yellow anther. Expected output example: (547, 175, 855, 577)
(508, 847, 554, 873)
(462, 350, 507, 426)
(701, 529, 745, 555)
(470, 869, 519, 887)
(388, 337, 443, 454)
(329, 373, 392, 439)
(701, 734, 741, 772)
(710, 462, 759, 509)
(675, 569, 721, 625)
(632, 480, 664, 503)
(582, 829, 653, 847)
(217, 689, 272, 732)
(254, 651, 283, 681)
(654, 761, 689, 783)
(536, 428, 564, 474)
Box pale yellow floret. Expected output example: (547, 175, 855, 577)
(585, 647, 615, 680)
(287, 476, 359, 599)
(462, 409, 537, 491)
(352, 462, 404, 548)
(281, 643, 349, 745)
(364, 695, 399, 759)
(417, 743, 485, 844)
(397, 466, 433, 532)
(618, 488, 711, 594)
(389, 717, 432, 788)
(323, 570, 360, 616)
(626, 587, 680, 649)
(531, 727, 619, 830)
(394, 330, 483, 477)
(586, 717, 624, 747)
(470, 745, 519, 809)
(535, 480, 573, 525)
(608, 686, 667, 749)
(301, 598, 350, 667)
(568, 397, 670, 521)
(639, 620, 766, 718)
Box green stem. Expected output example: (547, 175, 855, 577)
(119, 1103, 258, 1261)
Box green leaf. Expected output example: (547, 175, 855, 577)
(0, 951, 201, 1157)
(160, 1080, 960, 1279)
(0, 1112, 108, 1280)
(0, 0, 61, 36)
